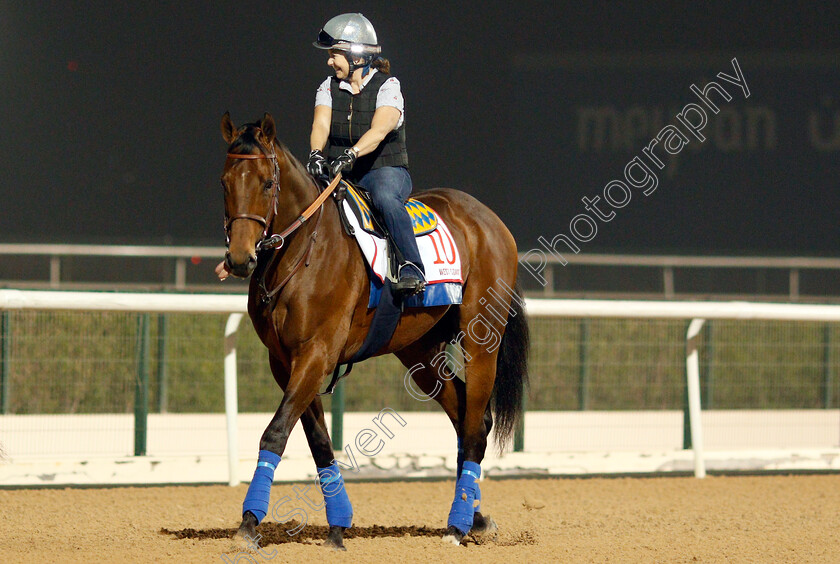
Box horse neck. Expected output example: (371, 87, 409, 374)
(272, 144, 320, 231)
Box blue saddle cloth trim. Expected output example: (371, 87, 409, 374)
(368, 278, 463, 308)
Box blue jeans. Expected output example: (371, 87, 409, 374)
(357, 166, 424, 276)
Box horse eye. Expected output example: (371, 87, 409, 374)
(263, 180, 274, 191)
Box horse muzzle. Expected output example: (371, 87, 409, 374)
(225, 251, 257, 278)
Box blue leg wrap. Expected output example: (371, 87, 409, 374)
(455, 439, 480, 513)
(318, 463, 353, 528)
(242, 450, 281, 524)
(447, 461, 480, 534)
(474, 479, 482, 513)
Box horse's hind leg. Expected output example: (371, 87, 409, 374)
(438, 339, 499, 546)
(442, 270, 529, 546)
(396, 342, 496, 540)
(467, 406, 497, 539)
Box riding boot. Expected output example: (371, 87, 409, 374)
(358, 167, 426, 296)
(381, 197, 425, 297)
(394, 261, 426, 296)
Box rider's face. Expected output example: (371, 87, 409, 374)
(327, 50, 350, 79)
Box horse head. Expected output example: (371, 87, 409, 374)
(220, 112, 280, 278)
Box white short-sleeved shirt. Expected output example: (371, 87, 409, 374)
(314, 69, 405, 129)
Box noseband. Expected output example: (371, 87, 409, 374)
(224, 146, 284, 251)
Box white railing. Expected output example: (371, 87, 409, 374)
(0, 243, 225, 289)
(526, 299, 840, 478)
(521, 252, 840, 299)
(3, 243, 840, 298)
(0, 289, 247, 486)
(2, 290, 840, 485)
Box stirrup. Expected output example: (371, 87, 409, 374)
(394, 262, 426, 296)
(394, 277, 426, 296)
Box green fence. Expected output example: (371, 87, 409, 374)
(1, 311, 838, 452)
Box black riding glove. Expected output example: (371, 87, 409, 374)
(306, 150, 328, 179)
(330, 148, 357, 178)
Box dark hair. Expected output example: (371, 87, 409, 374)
(372, 57, 390, 74)
(226, 122, 261, 153)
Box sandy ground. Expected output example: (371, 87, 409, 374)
(1, 475, 839, 563)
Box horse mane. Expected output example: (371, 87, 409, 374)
(227, 122, 265, 154)
(227, 122, 309, 177)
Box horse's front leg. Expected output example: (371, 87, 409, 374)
(234, 346, 335, 548)
(298, 393, 352, 550)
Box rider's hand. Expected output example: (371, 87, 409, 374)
(330, 148, 357, 178)
(306, 149, 328, 179)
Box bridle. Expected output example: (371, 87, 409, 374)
(223, 137, 341, 302)
(224, 143, 284, 252)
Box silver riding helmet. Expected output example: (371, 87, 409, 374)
(314, 12, 382, 65)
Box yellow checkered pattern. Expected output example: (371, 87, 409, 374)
(346, 185, 438, 236)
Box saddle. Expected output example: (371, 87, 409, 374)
(332, 179, 462, 302)
(322, 179, 463, 396)
(341, 182, 439, 239)
(336, 180, 438, 258)
(334, 180, 441, 288)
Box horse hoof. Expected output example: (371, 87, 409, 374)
(231, 511, 259, 551)
(442, 525, 465, 546)
(322, 525, 347, 551)
(470, 513, 498, 539)
(231, 530, 256, 553)
(322, 540, 347, 551)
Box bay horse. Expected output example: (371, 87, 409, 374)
(220, 112, 529, 549)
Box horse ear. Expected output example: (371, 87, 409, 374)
(221, 112, 236, 144)
(261, 113, 276, 145)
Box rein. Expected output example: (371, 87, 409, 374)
(225, 146, 342, 302)
(265, 173, 341, 251)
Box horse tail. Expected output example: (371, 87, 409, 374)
(491, 280, 530, 453)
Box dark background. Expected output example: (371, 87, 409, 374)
(2, 2, 839, 256)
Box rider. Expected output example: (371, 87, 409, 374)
(307, 13, 425, 296)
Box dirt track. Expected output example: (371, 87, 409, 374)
(2, 475, 839, 563)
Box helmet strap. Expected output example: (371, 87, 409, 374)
(345, 52, 374, 75)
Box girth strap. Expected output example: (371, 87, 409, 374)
(320, 278, 403, 395)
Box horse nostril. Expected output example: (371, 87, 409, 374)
(224, 253, 234, 272)
(247, 255, 257, 272)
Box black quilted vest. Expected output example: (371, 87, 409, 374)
(328, 72, 409, 181)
